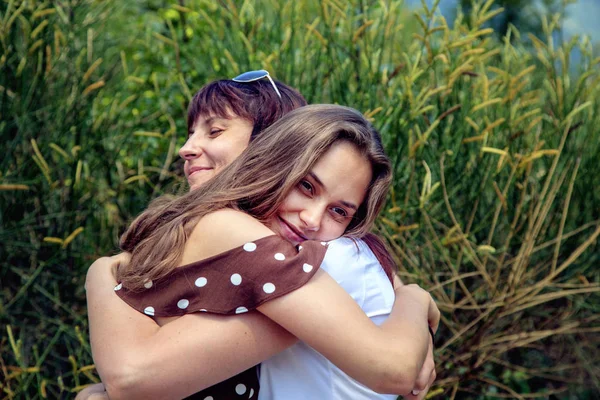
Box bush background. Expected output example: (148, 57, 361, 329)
(1, 0, 598, 398)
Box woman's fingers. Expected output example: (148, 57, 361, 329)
(103, 252, 132, 278)
(74, 383, 109, 400)
(427, 294, 440, 333)
(394, 283, 440, 333)
(413, 339, 435, 392)
(112, 252, 132, 266)
(111, 252, 132, 275)
(408, 336, 436, 400)
(394, 282, 438, 399)
(429, 363, 437, 387)
(392, 274, 404, 289)
(405, 385, 429, 400)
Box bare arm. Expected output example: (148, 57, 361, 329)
(257, 270, 435, 394)
(88, 210, 438, 399)
(87, 256, 296, 400)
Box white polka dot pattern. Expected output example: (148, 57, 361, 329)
(177, 299, 189, 309)
(235, 383, 247, 395)
(143, 306, 155, 316)
(230, 273, 242, 285)
(111, 236, 328, 399)
(243, 242, 257, 252)
(195, 277, 207, 287)
(263, 283, 275, 294)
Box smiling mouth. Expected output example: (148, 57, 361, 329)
(278, 217, 307, 243)
(188, 167, 213, 177)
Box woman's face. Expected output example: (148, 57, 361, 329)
(179, 114, 253, 190)
(268, 141, 373, 246)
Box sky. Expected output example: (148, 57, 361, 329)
(561, 0, 600, 42)
(404, 0, 600, 42)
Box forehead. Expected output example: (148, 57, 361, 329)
(193, 112, 252, 127)
(310, 141, 372, 206)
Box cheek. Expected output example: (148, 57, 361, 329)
(221, 141, 249, 166)
(319, 219, 347, 241)
(278, 190, 305, 214)
(210, 146, 236, 168)
(276, 195, 294, 216)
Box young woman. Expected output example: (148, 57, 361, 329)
(83, 79, 437, 399)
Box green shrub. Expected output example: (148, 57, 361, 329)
(1, 0, 598, 398)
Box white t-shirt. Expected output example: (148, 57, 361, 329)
(258, 237, 397, 399)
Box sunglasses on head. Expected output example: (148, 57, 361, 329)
(232, 70, 282, 98)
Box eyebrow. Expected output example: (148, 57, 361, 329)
(308, 172, 359, 211)
(204, 117, 229, 125)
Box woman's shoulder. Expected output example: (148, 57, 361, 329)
(200, 208, 274, 237)
(182, 208, 276, 264)
(115, 211, 330, 318)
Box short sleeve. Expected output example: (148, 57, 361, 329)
(320, 237, 394, 318)
(114, 235, 328, 318)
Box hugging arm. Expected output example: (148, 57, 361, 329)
(87, 210, 438, 399)
(86, 257, 296, 400)
(257, 270, 434, 394)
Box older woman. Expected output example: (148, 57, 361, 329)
(81, 74, 436, 400)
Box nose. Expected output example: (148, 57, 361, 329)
(299, 204, 324, 232)
(178, 135, 202, 160)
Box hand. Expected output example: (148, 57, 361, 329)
(86, 253, 132, 292)
(74, 383, 110, 400)
(405, 336, 436, 400)
(108, 252, 132, 278)
(392, 274, 404, 290)
(88, 253, 131, 281)
(427, 293, 440, 334)
(394, 284, 440, 333)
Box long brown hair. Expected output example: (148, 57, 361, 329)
(118, 105, 392, 290)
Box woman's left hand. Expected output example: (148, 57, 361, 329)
(405, 338, 436, 399)
(87, 252, 131, 283)
(74, 383, 109, 400)
(107, 252, 131, 278)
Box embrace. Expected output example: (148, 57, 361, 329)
(79, 71, 439, 400)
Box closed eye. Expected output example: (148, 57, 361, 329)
(209, 128, 224, 137)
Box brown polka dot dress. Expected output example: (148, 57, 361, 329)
(115, 235, 328, 399)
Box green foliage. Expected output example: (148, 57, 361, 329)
(458, 0, 576, 39)
(1, 0, 598, 398)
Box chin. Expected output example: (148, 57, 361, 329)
(188, 176, 210, 191)
(189, 182, 205, 192)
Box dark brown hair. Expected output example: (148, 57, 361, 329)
(187, 79, 307, 139)
(119, 105, 393, 290)
(362, 233, 396, 283)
